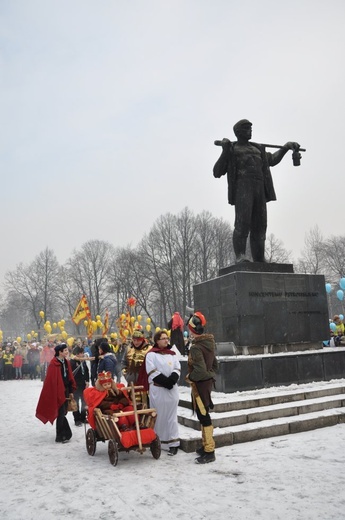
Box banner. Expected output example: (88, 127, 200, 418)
(72, 295, 91, 325)
(102, 309, 109, 337)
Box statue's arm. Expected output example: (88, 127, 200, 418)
(213, 138, 231, 178)
(268, 141, 300, 167)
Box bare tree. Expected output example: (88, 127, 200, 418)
(295, 225, 326, 274)
(4, 248, 61, 329)
(265, 234, 292, 263)
(66, 239, 115, 317)
(322, 235, 345, 279)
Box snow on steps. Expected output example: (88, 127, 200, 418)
(177, 380, 345, 452)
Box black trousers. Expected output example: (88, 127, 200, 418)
(56, 402, 72, 442)
(196, 402, 212, 427)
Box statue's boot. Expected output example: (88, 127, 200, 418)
(233, 232, 250, 263)
(250, 237, 266, 263)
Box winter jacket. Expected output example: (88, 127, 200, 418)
(98, 352, 117, 378)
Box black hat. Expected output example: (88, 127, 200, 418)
(54, 343, 67, 356)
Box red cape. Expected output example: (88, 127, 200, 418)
(84, 384, 128, 429)
(36, 357, 76, 425)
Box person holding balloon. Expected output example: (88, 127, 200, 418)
(332, 315, 345, 346)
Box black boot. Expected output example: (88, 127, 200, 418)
(195, 446, 205, 456)
(168, 447, 178, 456)
(195, 451, 216, 464)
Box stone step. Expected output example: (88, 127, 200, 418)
(178, 381, 345, 413)
(179, 408, 345, 453)
(177, 381, 345, 452)
(178, 394, 345, 429)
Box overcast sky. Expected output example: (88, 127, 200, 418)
(1, 0, 345, 285)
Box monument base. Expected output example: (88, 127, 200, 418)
(193, 268, 329, 347)
(219, 262, 294, 276)
(179, 348, 345, 393)
(216, 341, 323, 356)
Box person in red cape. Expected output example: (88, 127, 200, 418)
(167, 312, 185, 355)
(36, 343, 76, 443)
(84, 371, 135, 431)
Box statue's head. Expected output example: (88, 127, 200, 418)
(233, 119, 252, 139)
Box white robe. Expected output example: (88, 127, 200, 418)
(146, 350, 181, 450)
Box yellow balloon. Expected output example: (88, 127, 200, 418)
(130, 316, 135, 323)
(53, 322, 57, 329)
(61, 319, 65, 326)
(123, 330, 129, 337)
(61, 331, 68, 339)
(96, 320, 102, 328)
(155, 327, 161, 332)
(45, 320, 51, 325)
(146, 317, 151, 324)
(96, 315, 101, 321)
(120, 313, 125, 320)
(39, 311, 45, 319)
(146, 324, 151, 332)
(46, 325, 52, 334)
(114, 333, 118, 339)
(167, 330, 171, 337)
(27, 333, 32, 340)
(84, 320, 88, 327)
(135, 321, 139, 328)
(57, 321, 61, 328)
(92, 321, 97, 332)
(16, 336, 22, 343)
(34, 332, 38, 338)
(31, 330, 35, 336)
(67, 337, 74, 347)
(137, 315, 142, 322)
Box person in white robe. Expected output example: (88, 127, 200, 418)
(145, 330, 181, 456)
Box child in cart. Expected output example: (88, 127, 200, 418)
(84, 371, 135, 431)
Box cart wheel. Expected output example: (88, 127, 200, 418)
(108, 439, 119, 466)
(86, 428, 97, 456)
(150, 435, 161, 459)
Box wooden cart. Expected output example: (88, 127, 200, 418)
(85, 384, 161, 466)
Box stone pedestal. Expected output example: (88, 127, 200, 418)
(193, 267, 329, 348)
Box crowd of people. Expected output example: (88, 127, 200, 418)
(33, 311, 218, 464)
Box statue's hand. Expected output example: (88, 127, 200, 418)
(220, 138, 231, 149)
(284, 141, 300, 151)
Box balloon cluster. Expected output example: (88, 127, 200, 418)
(325, 278, 345, 301)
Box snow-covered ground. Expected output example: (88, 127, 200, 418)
(1, 379, 345, 520)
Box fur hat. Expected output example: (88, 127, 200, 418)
(188, 312, 206, 335)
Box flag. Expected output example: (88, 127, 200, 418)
(72, 295, 91, 325)
(102, 310, 109, 337)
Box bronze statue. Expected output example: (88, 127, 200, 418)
(213, 119, 303, 263)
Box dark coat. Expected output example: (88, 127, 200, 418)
(98, 353, 117, 378)
(213, 141, 276, 205)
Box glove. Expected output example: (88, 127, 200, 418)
(168, 372, 179, 385)
(153, 373, 174, 390)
